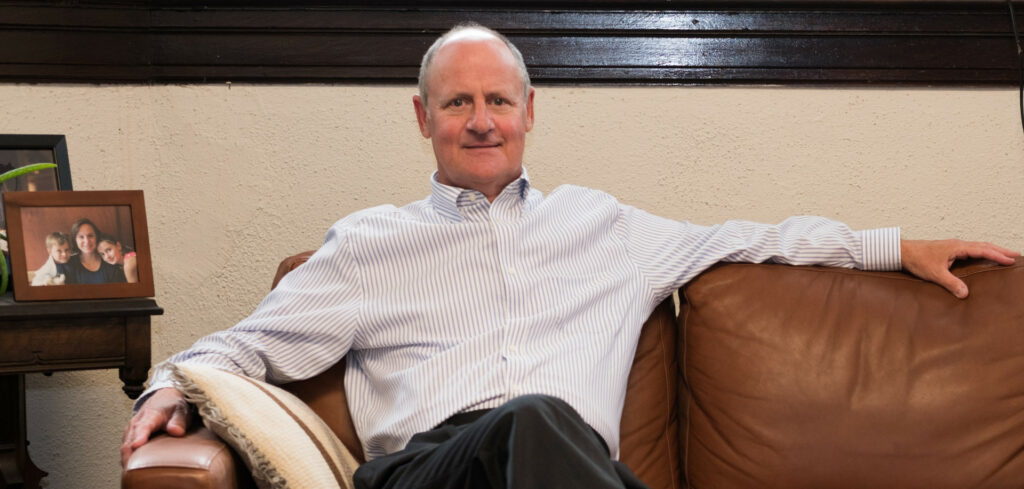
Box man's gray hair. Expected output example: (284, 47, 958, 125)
(417, 23, 531, 106)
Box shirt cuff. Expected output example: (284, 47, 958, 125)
(133, 364, 175, 412)
(858, 227, 902, 271)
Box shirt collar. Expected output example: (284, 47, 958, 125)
(429, 167, 532, 222)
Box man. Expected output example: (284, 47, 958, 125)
(122, 23, 1019, 488)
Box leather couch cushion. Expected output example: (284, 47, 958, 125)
(679, 259, 1024, 488)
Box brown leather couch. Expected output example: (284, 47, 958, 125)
(123, 254, 1024, 489)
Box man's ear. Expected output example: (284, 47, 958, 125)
(413, 94, 432, 138)
(524, 87, 535, 132)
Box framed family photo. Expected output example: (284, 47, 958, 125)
(0, 134, 74, 231)
(4, 190, 154, 301)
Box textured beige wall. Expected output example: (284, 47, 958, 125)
(2, 83, 1022, 488)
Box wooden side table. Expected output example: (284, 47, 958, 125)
(0, 294, 162, 489)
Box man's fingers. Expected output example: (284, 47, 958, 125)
(898, 239, 1016, 299)
(121, 419, 150, 467)
(120, 426, 135, 466)
(121, 389, 192, 467)
(121, 412, 162, 466)
(165, 401, 191, 436)
(129, 411, 160, 447)
(120, 442, 132, 467)
(936, 272, 969, 299)
(958, 242, 1021, 265)
(121, 412, 164, 466)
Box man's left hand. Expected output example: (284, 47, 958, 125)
(901, 239, 1020, 299)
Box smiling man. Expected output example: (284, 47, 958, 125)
(122, 23, 1019, 489)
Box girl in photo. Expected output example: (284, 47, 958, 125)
(97, 233, 138, 283)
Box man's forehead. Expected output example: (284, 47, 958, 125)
(427, 37, 522, 97)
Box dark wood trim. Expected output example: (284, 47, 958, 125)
(0, 1, 1022, 85)
(0, 294, 162, 320)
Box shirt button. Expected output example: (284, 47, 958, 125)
(507, 267, 516, 275)
(509, 344, 518, 353)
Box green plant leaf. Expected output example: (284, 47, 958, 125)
(1, 248, 8, 295)
(0, 163, 57, 184)
(0, 162, 57, 294)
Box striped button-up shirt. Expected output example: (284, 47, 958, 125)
(146, 168, 901, 460)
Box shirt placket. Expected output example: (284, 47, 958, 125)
(488, 200, 522, 400)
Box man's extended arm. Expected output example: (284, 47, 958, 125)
(615, 205, 1018, 299)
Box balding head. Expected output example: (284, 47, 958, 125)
(418, 23, 531, 107)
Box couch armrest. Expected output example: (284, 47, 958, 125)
(122, 427, 254, 489)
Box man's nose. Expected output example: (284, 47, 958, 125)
(466, 103, 494, 133)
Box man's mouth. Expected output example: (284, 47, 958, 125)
(464, 143, 501, 149)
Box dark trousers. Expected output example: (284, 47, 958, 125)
(353, 394, 649, 489)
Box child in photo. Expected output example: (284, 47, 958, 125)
(31, 232, 71, 286)
(97, 233, 138, 283)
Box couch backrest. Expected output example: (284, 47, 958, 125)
(270, 251, 682, 489)
(679, 258, 1024, 488)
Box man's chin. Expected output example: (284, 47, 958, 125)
(440, 163, 521, 189)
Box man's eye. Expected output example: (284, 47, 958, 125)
(493, 98, 506, 105)
(450, 99, 464, 107)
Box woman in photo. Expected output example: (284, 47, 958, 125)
(63, 218, 126, 284)
(97, 233, 138, 283)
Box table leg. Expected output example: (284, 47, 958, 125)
(119, 316, 151, 400)
(0, 375, 46, 489)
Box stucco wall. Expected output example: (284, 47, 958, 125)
(2, 83, 1022, 488)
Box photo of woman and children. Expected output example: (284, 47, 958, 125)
(24, 206, 138, 287)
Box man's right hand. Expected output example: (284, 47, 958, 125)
(120, 387, 192, 467)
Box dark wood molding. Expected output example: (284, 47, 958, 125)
(0, 1, 1022, 85)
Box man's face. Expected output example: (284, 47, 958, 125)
(49, 242, 70, 264)
(413, 37, 534, 201)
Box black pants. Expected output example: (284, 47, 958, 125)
(353, 395, 650, 489)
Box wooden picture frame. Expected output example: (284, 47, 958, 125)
(4, 190, 154, 301)
(0, 134, 73, 231)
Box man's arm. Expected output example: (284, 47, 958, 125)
(120, 217, 368, 466)
(617, 208, 900, 297)
(901, 239, 1020, 298)
(615, 204, 1019, 299)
